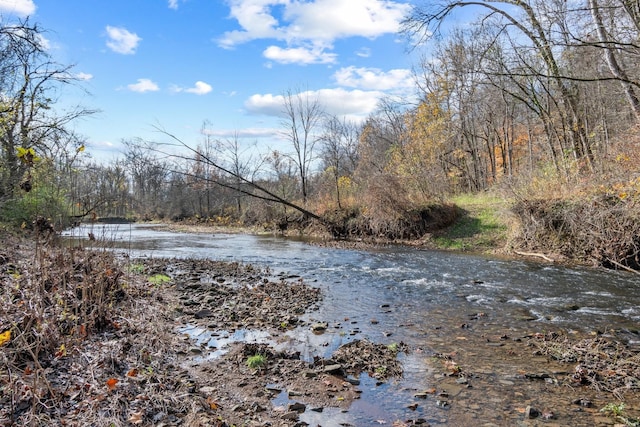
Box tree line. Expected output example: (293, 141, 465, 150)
(2, 2, 640, 244)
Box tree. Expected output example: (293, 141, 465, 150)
(280, 88, 324, 205)
(318, 116, 360, 209)
(0, 19, 94, 202)
(402, 0, 595, 167)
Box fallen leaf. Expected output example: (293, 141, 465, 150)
(128, 411, 143, 424)
(126, 368, 138, 377)
(206, 396, 219, 410)
(106, 378, 118, 391)
(0, 330, 11, 346)
(24, 366, 33, 375)
(55, 344, 67, 358)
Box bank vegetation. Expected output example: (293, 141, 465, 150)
(2, 2, 640, 273)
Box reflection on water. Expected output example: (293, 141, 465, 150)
(63, 223, 640, 425)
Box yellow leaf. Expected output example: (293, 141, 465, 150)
(55, 344, 67, 358)
(0, 330, 11, 346)
(77, 145, 85, 153)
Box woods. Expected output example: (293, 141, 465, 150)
(1, 3, 640, 268)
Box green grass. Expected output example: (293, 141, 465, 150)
(148, 274, 171, 286)
(433, 193, 510, 252)
(246, 354, 267, 369)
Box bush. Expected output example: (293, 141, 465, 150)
(1, 184, 71, 231)
(512, 195, 640, 270)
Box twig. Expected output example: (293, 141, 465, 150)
(513, 250, 555, 262)
(605, 258, 640, 276)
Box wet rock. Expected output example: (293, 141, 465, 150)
(311, 322, 328, 333)
(573, 398, 593, 407)
(407, 403, 419, 410)
(288, 402, 306, 413)
(344, 377, 360, 385)
(436, 399, 449, 409)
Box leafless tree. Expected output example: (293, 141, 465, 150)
(280, 88, 324, 205)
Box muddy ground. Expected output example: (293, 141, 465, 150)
(1, 234, 639, 426)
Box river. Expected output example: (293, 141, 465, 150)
(63, 223, 640, 426)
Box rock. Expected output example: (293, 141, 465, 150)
(288, 402, 306, 413)
(344, 377, 360, 385)
(311, 322, 328, 333)
(321, 364, 343, 374)
(281, 411, 299, 420)
(524, 405, 539, 419)
(573, 398, 592, 407)
(407, 403, 419, 410)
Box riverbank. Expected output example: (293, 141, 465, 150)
(2, 231, 640, 426)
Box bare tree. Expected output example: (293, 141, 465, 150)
(0, 19, 95, 200)
(280, 88, 324, 205)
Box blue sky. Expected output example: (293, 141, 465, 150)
(1, 0, 419, 161)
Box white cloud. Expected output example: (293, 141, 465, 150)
(355, 47, 371, 58)
(171, 81, 213, 95)
(127, 78, 159, 93)
(284, 0, 411, 42)
(203, 127, 279, 139)
(168, 0, 179, 9)
(333, 66, 413, 90)
(217, 0, 411, 58)
(105, 26, 141, 55)
(185, 81, 213, 95)
(0, 0, 36, 17)
(76, 72, 94, 81)
(244, 88, 383, 120)
(263, 45, 337, 65)
(218, 0, 285, 49)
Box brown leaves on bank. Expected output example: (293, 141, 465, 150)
(529, 331, 640, 398)
(0, 234, 211, 426)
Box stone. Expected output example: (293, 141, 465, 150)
(194, 309, 213, 319)
(322, 364, 343, 374)
(525, 405, 539, 419)
(288, 402, 306, 413)
(281, 411, 299, 420)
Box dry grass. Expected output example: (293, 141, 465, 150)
(0, 233, 210, 426)
(530, 332, 640, 399)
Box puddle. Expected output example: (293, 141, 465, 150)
(180, 325, 272, 360)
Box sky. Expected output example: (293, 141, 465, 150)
(0, 0, 421, 162)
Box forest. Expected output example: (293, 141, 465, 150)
(2, 0, 640, 270)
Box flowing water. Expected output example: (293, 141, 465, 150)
(64, 223, 640, 426)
